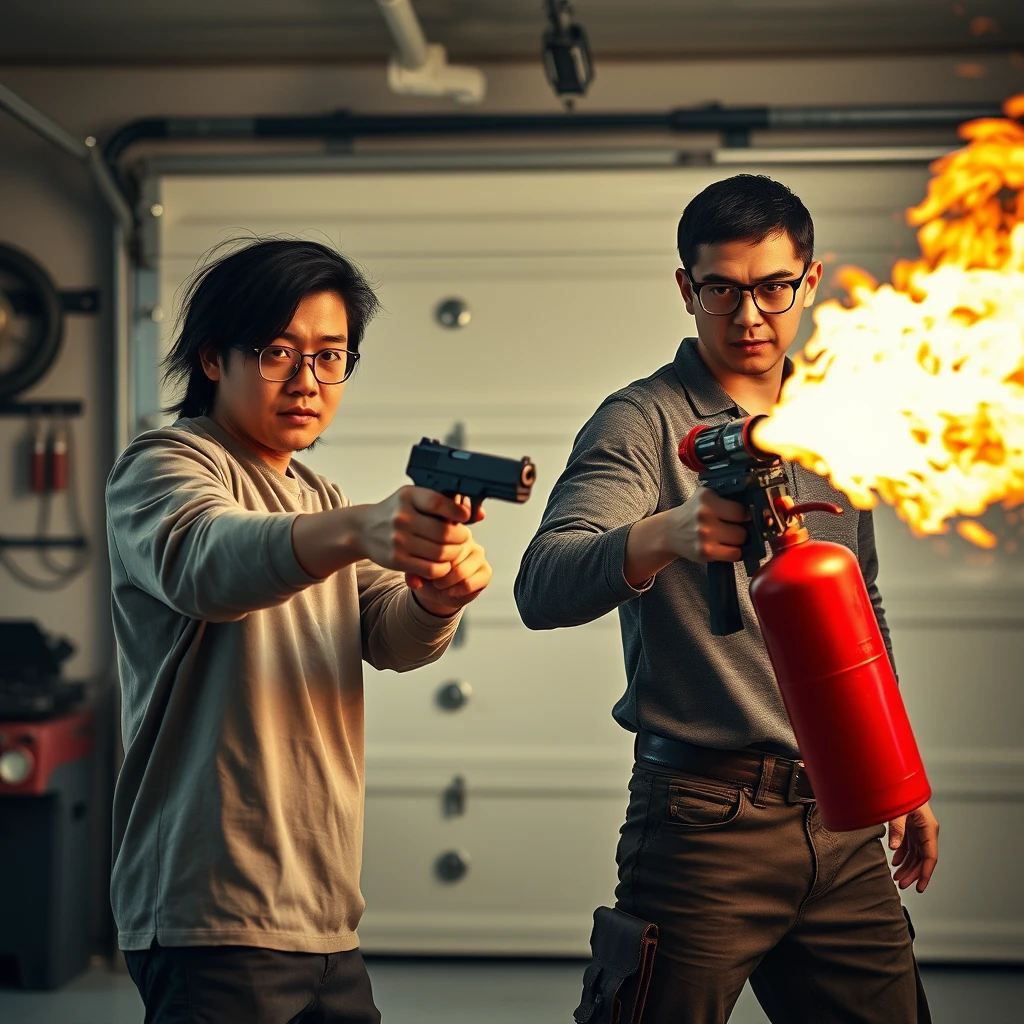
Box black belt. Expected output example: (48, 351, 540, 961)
(636, 730, 815, 804)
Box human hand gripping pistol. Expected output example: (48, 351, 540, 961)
(405, 437, 537, 521)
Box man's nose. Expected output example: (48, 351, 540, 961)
(289, 358, 318, 392)
(732, 291, 763, 326)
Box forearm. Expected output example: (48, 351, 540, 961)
(291, 505, 370, 579)
(515, 523, 653, 629)
(623, 511, 677, 587)
(514, 396, 663, 629)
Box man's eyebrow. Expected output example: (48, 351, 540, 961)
(278, 330, 349, 344)
(756, 268, 804, 282)
(697, 268, 802, 284)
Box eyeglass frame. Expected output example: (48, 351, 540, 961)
(248, 344, 360, 385)
(683, 263, 811, 317)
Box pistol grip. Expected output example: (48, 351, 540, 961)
(707, 560, 743, 636)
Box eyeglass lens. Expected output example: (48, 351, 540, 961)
(698, 282, 797, 316)
(258, 347, 356, 384)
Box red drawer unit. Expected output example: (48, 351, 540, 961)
(0, 708, 95, 795)
(0, 707, 96, 989)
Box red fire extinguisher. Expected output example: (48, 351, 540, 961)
(750, 498, 931, 830)
(680, 417, 931, 831)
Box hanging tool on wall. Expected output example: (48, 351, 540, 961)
(0, 245, 94, 590)
(2, 412, 89, 591)
(0, 243, 65, 401)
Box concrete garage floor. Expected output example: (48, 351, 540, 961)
(0, 958, 1022, 1023)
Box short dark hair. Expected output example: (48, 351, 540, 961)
(163, 238, 381, 418)
(677, 174, 814, 270)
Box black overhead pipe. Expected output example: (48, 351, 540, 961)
(103, 102, 1004, 173)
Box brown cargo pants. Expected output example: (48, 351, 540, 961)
(614, 759, 931, 1024)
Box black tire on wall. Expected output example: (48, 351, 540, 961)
(0, 243, 64, 401)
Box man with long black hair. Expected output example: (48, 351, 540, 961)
(516, 175, 938, 1023)
(107, 239, 491, 1022)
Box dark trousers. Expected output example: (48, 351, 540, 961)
(614, 761, 932, 1024)
(123, 943, 381, 1024)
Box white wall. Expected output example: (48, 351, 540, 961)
(1, 51, 1022, 954)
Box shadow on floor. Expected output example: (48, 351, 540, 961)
(0, 958, 1022, 1023)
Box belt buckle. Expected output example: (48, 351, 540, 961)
(787, 761, 815, 804)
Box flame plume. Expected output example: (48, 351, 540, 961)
(755, 94, 1024, 544)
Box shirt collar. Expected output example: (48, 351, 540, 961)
(191, 414, 303, 495)
(672, 337, 794, 419)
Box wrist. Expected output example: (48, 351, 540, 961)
(334, 504, 368, 562)
(410, 587, 460, 619)
(623, 512, 674, 588)
(291, 505, 368, 578)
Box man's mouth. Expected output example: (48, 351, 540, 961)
(280, 408, 319, 424)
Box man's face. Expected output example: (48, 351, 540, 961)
(202, 290, 350, 468)
(676, 232, 821, 381)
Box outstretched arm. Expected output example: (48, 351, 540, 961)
(515, 397, 662, 630)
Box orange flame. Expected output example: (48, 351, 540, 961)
(754, 94, 1024, 545)
(957, 520, 999, 548)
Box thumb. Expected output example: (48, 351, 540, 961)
(888, 816, 907, 849)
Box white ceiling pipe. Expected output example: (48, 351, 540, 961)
(375, 0, 429, 69)
(373, 0, 486, 106)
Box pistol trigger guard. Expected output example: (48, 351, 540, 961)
(469, 496, 484, 523)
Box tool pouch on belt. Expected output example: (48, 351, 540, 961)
(573, 906, 658, 1024)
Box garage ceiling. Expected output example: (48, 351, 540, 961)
(2, 0, 1023, 64)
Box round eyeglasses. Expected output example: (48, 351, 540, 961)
(252, 345, 359, 385)
(685, 265, 810, 317)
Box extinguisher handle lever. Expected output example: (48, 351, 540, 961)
(784, 501, 843, 520)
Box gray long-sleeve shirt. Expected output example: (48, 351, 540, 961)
(514, 338, 894, 759)
(106, 416, 461, 953)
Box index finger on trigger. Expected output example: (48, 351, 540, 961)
(456, 496, 486, 524)
(408, 487, 468, 522)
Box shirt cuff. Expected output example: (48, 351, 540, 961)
(398, 588, 463, 643)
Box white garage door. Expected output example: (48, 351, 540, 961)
(144, 160, 1024, 960)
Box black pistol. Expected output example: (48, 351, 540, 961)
(406, 438, 537, 521)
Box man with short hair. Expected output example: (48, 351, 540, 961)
(108, 239, 492, 1022)
(515, 175, 938, 1023)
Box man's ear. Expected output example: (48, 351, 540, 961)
(676, 267, 697, 317)
(199, 344, 223, 382)
(802, 260, 824, 309)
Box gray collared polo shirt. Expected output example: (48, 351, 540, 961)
(514, 338, 893, 758)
